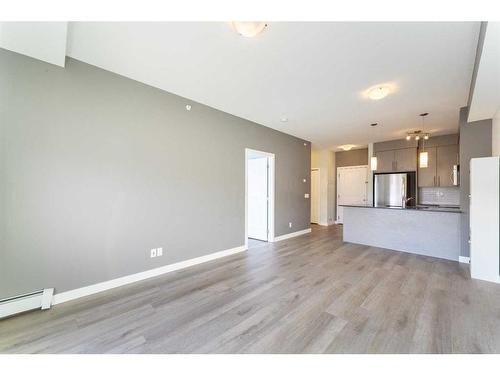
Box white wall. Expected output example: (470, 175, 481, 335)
(0, 22, 67, 67)
(311, 148, 335, 225)
(493, 106, 500, 156)
(468, 22, 500, 123)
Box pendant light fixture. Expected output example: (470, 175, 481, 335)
(419, 113, 429, 169)
(370, 123, 378, 171)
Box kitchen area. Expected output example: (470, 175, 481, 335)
(342, 131, 462, 261)
(334, 101, 499, 268)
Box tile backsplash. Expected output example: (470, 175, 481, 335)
(419, 187, 460, 206)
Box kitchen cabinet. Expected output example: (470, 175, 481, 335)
(437, 144, 459, 187)
(394, 148, 417, 172)
(418, 144, 459, 187)
(374, 148, 417, 173)
(375, 150, 395, 173)
(418, 147, 437, 187)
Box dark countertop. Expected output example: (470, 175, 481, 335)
(340, 204, 462, 213)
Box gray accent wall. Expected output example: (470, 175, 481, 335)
(0, 49, 311, 297)
(459, 106, 492, 257)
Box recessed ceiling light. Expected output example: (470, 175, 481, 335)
(231, 22, 267, 38)
(185, 104, 192, 111)
(280, 117, 288, 122)
(370, 123, 378, 127)
(339, 144, 356, 151)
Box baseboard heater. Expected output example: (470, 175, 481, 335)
(0, 288, 54, 319)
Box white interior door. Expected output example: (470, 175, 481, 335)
(311, 169, 320, 224)
(336, 165, 368, 224)
(248, 157, 268, 241)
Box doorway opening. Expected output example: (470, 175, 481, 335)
(245, 148, 275, 249)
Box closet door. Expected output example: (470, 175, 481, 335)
(337, 165, 368, 223)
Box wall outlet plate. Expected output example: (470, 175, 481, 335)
(304, 193, 310, 198)
(157, 247, 163, 256)
(150, 248, 157, 258)
(289, 222, 292, 228)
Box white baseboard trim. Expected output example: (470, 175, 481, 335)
(459, 256, 471, 264)
(272, 228, 312, 242)
(52, 245, 246, 305)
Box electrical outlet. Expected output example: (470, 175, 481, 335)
(150, 248, 157, 258)
(289, 222, 292, 228)
(157, 247, 163, 256)
(304, 193, 310, 198)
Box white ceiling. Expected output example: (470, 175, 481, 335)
(0, 22, 67, 67)
(66, 22, 480, 149)
(468, 22, 500, 122)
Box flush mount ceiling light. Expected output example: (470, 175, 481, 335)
(339, 144, 355, 151)
(231, 22, 267, 37)
(363, 83, 397, 101)
(367, 86, 390, 100)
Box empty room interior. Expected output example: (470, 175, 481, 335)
(2, 19, 500, 357)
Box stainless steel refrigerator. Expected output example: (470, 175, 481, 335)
(373, 172, 416, 208)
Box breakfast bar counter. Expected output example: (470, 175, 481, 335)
(341, 205, 461, 261)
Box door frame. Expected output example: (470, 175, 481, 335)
(310, 168, 320, 224)
(336, 164, 368, 224)
(245, 148, 275, 249)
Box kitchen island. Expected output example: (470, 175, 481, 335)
(341, 205, 461, 261)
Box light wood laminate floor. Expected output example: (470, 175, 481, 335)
(2, 225, 500, 354)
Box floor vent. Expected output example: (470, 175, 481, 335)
(0, 288, 54, 319)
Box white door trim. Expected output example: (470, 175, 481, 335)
(245, 148, 275, 249)
(310, 168, 320, 224)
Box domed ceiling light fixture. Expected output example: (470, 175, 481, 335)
(367, 86, 390, 100)
(339, 144, 356, 151)
(232, 22, 268, 37)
